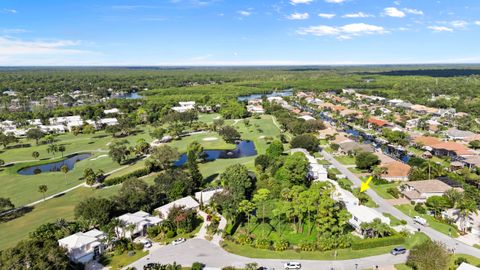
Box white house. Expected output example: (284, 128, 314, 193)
(347, 205, 391, 233)
(58, 229, 106, 264)
(115, 211, 162, 239)
(49, 115, 82, 125)
(195, 187, 223, 205)
(39, 124, 66, 134)
(247, 104, 265, 114)
(104, 108, 120, 115)
(155, 196, 200, 219)
(99, 118, 119, 126)
(457, 262, 480, 270)
(172, 101, 196, 113)
(402, 180, 463, 203)
(28, 119, 43, 126)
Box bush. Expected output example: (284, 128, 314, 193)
(133, 242, 144, 250)
(254, 238, 271, 249)
(387, 187, 401, 198)
(191, 262, 205, 270)
(351, 235, 405, 250)
(298, 240, 316, 251)
(104, 167, 150, 186)
(273, 239, 289, 251)
(235, 234, 253, 245)
(414, 203, 427, 214)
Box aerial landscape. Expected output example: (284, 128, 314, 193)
(2, 1, 480, 270)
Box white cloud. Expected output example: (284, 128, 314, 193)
(287, 12, 309, 20)
(237, 10, 251, 16)
(325, 0, 346, 3)
(403, 8, 423, 15)
(450, 20, 468, 28)
(1, 28, 28, 34)
(1, 8, 17, 14)
(342, 12, 373, 18)
(318, 13, 336, 19)
(290, 0, 313, 5)
(428, 26, 453, 32)
(298, 23, 387, 39)
(384, 7, 406, 18)
(475, 21, 480, 26)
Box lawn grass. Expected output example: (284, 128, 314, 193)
(102, 250, 149, 270)
(348, 167, 364, 174)
(395, 254, 480, 270)
(0, 186, 119, 251)
(395, 204, 459, 237)
(335, 155, 356, 165)
(370, 182, 400, 200)
(222, 233, 428, 261)
(383, 213, 404, 226)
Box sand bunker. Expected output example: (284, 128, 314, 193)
(203, 137, 219, 141)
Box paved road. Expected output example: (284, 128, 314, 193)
(127, 238, 406, 270)
(320, 150, 480, 257)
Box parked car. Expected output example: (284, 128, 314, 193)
(144, 263, 161, 270)
(172, 238, 186, 245)
(284, 262, 301, 269)
(141, 239, 152, 248)
(391, 246, 407, 255)
(257, 267, 275, 270)
(413, 216, 428, 226)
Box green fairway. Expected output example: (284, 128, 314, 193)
(0, 186, 119, 251)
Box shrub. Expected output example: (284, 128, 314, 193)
(387, 187, 401, 198)
(235, 234, 253, 245)
(191, 262, 205, 270)
(133, 242, 144, 250)
(273, 239, 289, 251)
(351, 235, 405, 250)
(414, 203, 427, 214)
(104, 167, 150, 186)
(254, 238, 271, 249)
(298, 240, 316, 251)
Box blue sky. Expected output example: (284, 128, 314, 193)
(0, 0, 479, 65)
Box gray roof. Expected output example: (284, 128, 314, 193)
(446, 128, 475, 139)
(339, 141, 374, 153)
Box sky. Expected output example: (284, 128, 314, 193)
(0, 0, 479, 66)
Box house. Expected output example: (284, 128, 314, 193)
(445, 128, 476, 141)
(347, 205, 391, 234)
(457, 262, 480, 270)
(115, 211, 162, 239)
(380, 160, 411, 182)
(405, 118, 419, 130)
(247, 104, 265, 114)
(298, 115, 315, 121)
(58, 229, 106, 264)
(104, 108, 120, 115)
(99, 118, 119, 126)
(402, 180, 463, 203)
(368, 118, 389, 129)
(39, 124, 66, 134)
(155, 196, 200, 219)
(442, 209, 480, 236)
(195, 187, 223, 205)
(414, 136, 474, 159)
(172, 101, 195, 113)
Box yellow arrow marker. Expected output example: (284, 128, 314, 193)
(360, 176, 373, 193)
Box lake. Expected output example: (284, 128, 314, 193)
(237, 89, 293, 101)
(174, 140, 257, 166)
(18, 153, 92, 175)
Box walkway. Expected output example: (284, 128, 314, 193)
(211, 214, 227, 246)
(320, 150, 480, 257)
(126, 238, 406, 270)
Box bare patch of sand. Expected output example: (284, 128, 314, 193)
(203, 137, 219, 141)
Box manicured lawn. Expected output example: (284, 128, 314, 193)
(234, 115, 282, 154)
(0, 186, 119, 251)
(102, 250, 149, 270)
(395, 254, 480, 270)
(383, 213, 405, 226)
(335, 155, 356, 165)
(370, 183, 400, 200)
(169, 132, 234, 153)
(395, 204, 459, 237)
(348, 167, 364, 174)
(394, 264, 412, 270)
(222, 233, 428, 261)
(198, 113, 222, 124)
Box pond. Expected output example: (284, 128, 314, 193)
(18, 153, 92, 175)
(115, 92, 142, 99)
(237, 89, 293, 101)
(174, 140, 257, 167)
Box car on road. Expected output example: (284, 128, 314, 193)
(171, 238, 186, 245)
(257, 267, 275, 270)
(137, 239, 152, 248)
(413, 216, 428, 226)
(284, 262, 301, 269)
(391, 246, 407, 255)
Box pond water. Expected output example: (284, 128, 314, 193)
(18, 153, 92, 175)
(174, 140, 257, 167)
(116, 92, 142, 99)
(237, 89, 293, 101)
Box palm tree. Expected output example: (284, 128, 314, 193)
(38, 184, 48, 201)
(60, 165, 69, 184)
(32, 151, 40, 160)
(47, 144, 59, 158)
(58, 145, 66, 157)
(457, 199, 478, 233)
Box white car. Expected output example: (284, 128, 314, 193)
(171, 238, 186, 245)
(284, 262, 301, 270)
(141, 239, 152, 248)
(413, 216, 428, 226)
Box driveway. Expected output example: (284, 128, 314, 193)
(126, 238, 406, 270)
(320, 150, 480, 257)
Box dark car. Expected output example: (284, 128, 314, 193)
(391, 247, 407, 255)
(144, 263, 161, 270)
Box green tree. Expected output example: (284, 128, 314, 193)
(216, 164, 253, 218)
(187, 141, 204, 188)
(38, 184, 48, 201)
(108, 139, 131, 164)
(253, 188, 271, 235)
(275, 152, 309, 186)
(290, 134, 319, 152)
(58, 145, 66, 157)
(32, 151, 40, 160)
(238, 199, 256, 224)
(457, 199, 478, 233)
(355, 151, 380, 171)
(266, 140, 284, 158)
(426, 196, 451, 218)
(0, 197, 14, 212)
(147, 144, 180, 171)
(74, 197, 114, 227)
(26, 128, 44, 145)
(60, 164, 69, 184)
(0, 133, 17, 148)
(407, 240, 450, 270)
(47, 144, 58, 158)
(218, 125, 241, 143)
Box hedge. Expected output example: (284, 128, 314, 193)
(104, 167, 151, 186)
(351, 235, 405, 250)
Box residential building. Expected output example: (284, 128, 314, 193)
(195, 187, 223, 205)
(246, 104, 265, 114)
(380, 160, 411, 182)
(155, 196, 200, 219)
(348, 205, 391, 234)
(298, 115, 315, 121)
(442, 209, 480, 236)
(172, 101, 195, 113)
(115, 211, 162, 239)
(445, 128, 476, 141)
(402, 180, 463, 203)
(104, 108, 120, 115)
(457, 262, 480, 270)
(58, 229, 106, 264)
